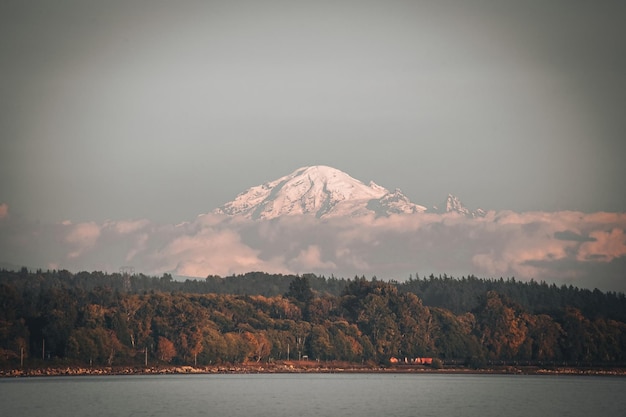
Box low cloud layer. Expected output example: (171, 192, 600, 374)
(0, 203, 8, 219)
(1, 209, 625, 292)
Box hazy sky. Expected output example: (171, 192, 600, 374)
(2, 0, 626, 224)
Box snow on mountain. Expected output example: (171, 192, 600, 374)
(214, 165, 427, 219)
(432, 194, 486, 218)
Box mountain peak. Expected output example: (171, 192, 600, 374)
(214, 166, 426, 219)
(433, 194, 486, 218)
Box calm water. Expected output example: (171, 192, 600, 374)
(1, 373, 625, 417)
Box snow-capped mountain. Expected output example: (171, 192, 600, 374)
(432, 194, 486, 218)
(214, 165, 427, 220)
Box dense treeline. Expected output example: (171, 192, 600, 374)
(3, 268, 624, 321)
(1, 268, 625, 369)
(399, 273, 626, 323)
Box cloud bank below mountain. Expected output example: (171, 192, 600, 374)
(1, 205, 624, 293)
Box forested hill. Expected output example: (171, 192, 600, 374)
(3, 269, 624, 322)
(1, 268, 625, 369)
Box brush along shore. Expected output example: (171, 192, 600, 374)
(2, 361, 625, 377)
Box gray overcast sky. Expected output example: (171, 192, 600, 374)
(1, 0, 625, 224)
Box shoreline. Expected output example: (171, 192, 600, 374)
(3, 362, 626, 378)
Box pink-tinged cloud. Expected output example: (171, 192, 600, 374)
(153, 227, 289, 278)
(578, 228, 626, 262)
(334, 247, 371, 271)
(125, 233, 149, 262)
(64, 222, 101, 259)
(288, 245, 337, 272)
(105, 219, 150, 235)
(3, 208, 625, 292)
(0, 203, 8, 219)
(470, 219, 578, 278)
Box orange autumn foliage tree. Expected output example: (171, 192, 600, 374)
(157, 336, 176, 363)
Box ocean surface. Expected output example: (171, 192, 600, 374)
(1, 373, 625, 417)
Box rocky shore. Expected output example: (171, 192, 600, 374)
(2, 362, 626, 378)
